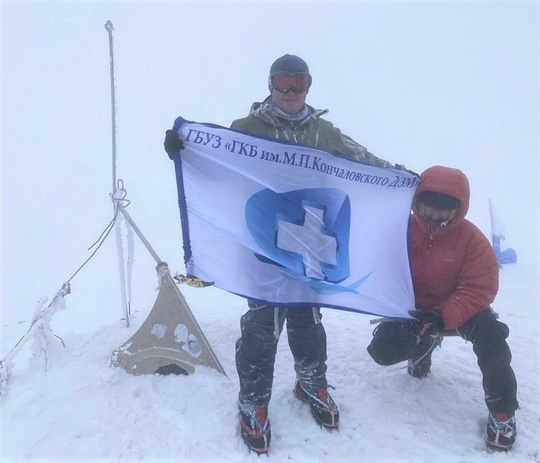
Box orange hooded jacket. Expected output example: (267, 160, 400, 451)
(409, 166, 499, 330)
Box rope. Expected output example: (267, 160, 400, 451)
(1, 183, 130, 369)
(0, 284, 70, 368)
(66, 182, 130, 283)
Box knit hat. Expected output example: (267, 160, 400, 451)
(269, 54, 310, 77)
(417, 191, 460, 211)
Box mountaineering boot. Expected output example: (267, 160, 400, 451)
(239, 407, 271, 454)
(407, 349, 433, 378)
(407, 332, 443, 378)
(486, 411, 516, 450)
(294, 381, 339, 428)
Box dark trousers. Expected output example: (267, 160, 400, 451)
(367, 309, 519, 414)
(235, 304, 328, 410)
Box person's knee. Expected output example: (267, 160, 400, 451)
(242, 304, 275, 325)
(367, 322, 413, 366)
(239, 307, 279, 354)
(459, 308, 507, 342)
(473, 319, 512, 363)
(287, 306, 320, 326)
(475, 318, 510, 343)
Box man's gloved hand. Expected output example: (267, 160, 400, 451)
(409, 309, 444, 337)
(164, 129, 185, 159)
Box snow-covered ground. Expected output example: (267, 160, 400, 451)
(1, 261, 539, 462)
(2, 2, 538, 462)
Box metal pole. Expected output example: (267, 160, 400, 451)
(104, 20, 117, 196)
(104, 20, 130, 327)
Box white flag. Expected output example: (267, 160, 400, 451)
(171, 117, 418, 319)
(489, 199, 517, 265)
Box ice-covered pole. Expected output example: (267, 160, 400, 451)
(104, 20, 117, 195)
(104, 20, 131, 327)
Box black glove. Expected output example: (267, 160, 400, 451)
(408, 309, 444, 337)
(164, 129, 185, 159)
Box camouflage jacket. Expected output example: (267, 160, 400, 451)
(230, 97, 401, 169)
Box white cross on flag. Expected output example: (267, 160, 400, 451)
(277, 206, 338, 279)
(170, 117, 417, 319)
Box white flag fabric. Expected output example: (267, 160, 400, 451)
(171, 117, 418, 319)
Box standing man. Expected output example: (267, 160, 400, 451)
(366, 165, 519, 451)
(229, 54, 409, 454)
(164, 54, 409, 454)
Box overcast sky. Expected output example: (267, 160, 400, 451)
(1, 1, 539, 321)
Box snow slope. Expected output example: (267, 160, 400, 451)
(1, 260, 539, 462)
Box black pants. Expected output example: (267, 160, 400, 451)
(235, 303, 327, 410)
(367, 309, 519, 414)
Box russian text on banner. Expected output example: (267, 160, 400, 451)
(170, 117, 418, 319)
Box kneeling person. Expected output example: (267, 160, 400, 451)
(367, 165, 519, 451)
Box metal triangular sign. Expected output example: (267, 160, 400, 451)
(111, 272, 226, 376)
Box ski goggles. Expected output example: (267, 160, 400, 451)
(270, 73, 312, 94)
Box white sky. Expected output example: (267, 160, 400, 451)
(1, 1, 539, 318)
